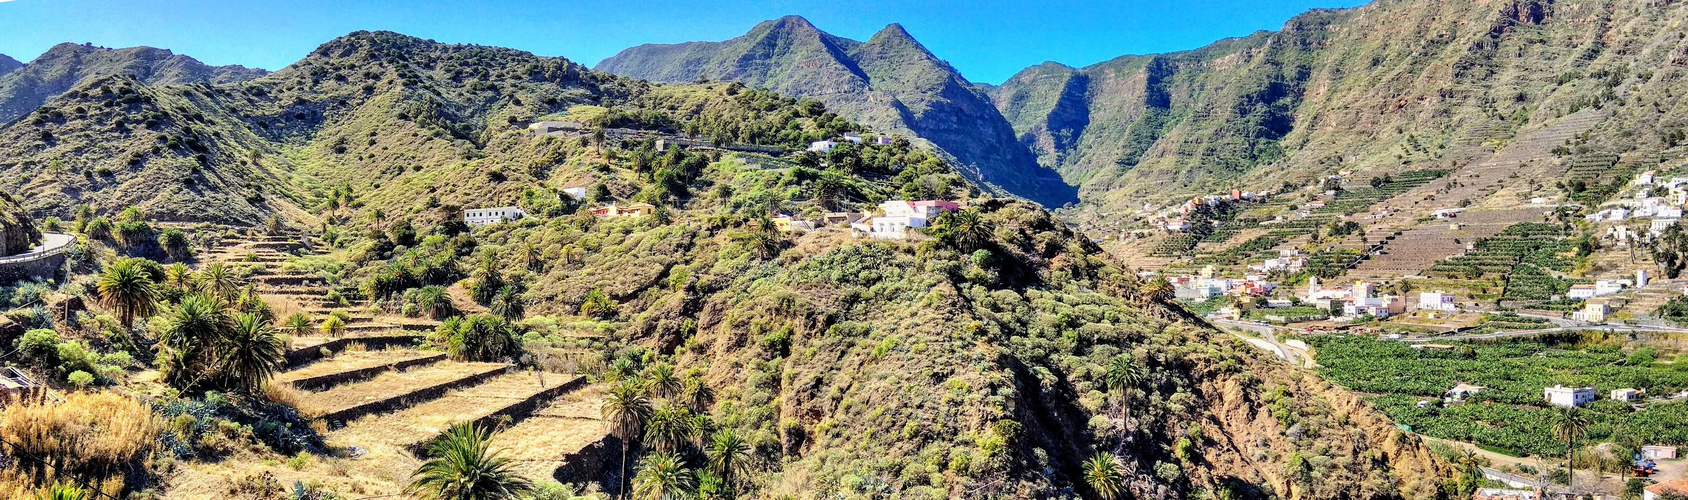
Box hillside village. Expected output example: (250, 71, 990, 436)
(11, 0, 1688, 498)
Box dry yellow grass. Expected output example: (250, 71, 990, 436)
(275, 348, 437, 385)
(491, 385, 607, 481)
(297, 361, 507, 417)
(0, 391, 163, 494)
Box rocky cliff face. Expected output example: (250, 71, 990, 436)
(0, 43, 268, 124)
(996, 0, 1688, 218)
(596, 17, 1077, 207)
(0, 191, 41, 257)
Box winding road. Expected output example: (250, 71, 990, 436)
(0, 233, 74, 265)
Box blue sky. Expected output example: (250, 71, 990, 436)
(0, 0, 1367, 84)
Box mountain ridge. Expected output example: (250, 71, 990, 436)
(0, 42, 268, 125)
(595, 16, 1078, 207)
(0, 54, 21, 78)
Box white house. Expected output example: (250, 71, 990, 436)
(807, 140, 837, 153)
(465, 206, 526, 226)
(1611, 388, 1645, 402)
(841, 133, 863, 145)
(1418, 291, 1457, 312)
(1595, 280, 1625, 296)
(855, 200, 960, 239)
(872, 136, 893, 145)
(1567, 284, 1598, 300)
(1654, 218, 1680, 235)
(1544, 385, 1597, 407)
(561, 187, 588, 200)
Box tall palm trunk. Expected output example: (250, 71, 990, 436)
(621, 441, 629, 500)
(1565, 438, 1574, 491)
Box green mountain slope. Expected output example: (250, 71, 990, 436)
(997, 0, 1688, 218)
(0, 43, 267, 124)
(595, 16, 1077, 207)
(0, 31, 1454, 498)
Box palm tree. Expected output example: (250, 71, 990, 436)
(938, 209, 993, 251)
(1083, 452, 1127, 500)
(705, 428, 751, 492)
(679, 377, 714, 413)
(644, 403, 695, 455)
(164, 263, 194, 291)
(319, 315, 346, 337)
(1137, 276, 1174, 306)
(644, 363, 680, 399)
(491, 286, 526, 322)
(1554, 407, 1591, 491)
(813, 170, 847, 211)
(97, 259, 158, 329)
(156, 293, 233, 389)
(220, 312, 285, 395)
(736, 215, 781, 259)
(632, 452, 693, 500)
(603, 381, 654, 499)
(416, 285, 459, 320)
(1104, 354, 1145, 429)
(281, 312, 313, 336)
(518, 243, 542, 272)
(197, 262, 241, 301)
(406, 422, 532, 500)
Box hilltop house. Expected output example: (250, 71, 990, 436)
(562, 187, 588, 200)
(808, 140, 837, 153)
(852, 200, 959, 239)
(1544, 385, 1597, 408)
(591, 203, 656, 218)
(1611, 388, 1645, 402)
(465, 206, 527, 226)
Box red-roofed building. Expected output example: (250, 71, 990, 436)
(1646, 479, 1688, 500)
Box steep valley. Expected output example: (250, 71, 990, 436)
(0, 30, 1464, 499)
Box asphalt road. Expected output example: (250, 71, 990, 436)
(0, 232, 74, 264)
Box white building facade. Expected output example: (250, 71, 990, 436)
(465, 206, 527, 226)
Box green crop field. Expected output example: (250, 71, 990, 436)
(1310, 335, 1688, 457)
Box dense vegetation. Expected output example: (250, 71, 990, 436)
(1311, 334, 1688, 457)
(0, 30, 1454, 499)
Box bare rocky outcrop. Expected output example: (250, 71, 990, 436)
(0, 191, 40, 257)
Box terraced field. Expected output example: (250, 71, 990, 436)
(230, 345, 605, 495)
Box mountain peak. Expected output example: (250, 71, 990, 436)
(866, 22, 921, 47)
(0, 54, 21, 77)
(871, 23, 915, 41)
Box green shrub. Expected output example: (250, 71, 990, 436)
(66, 370, 94, 389)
